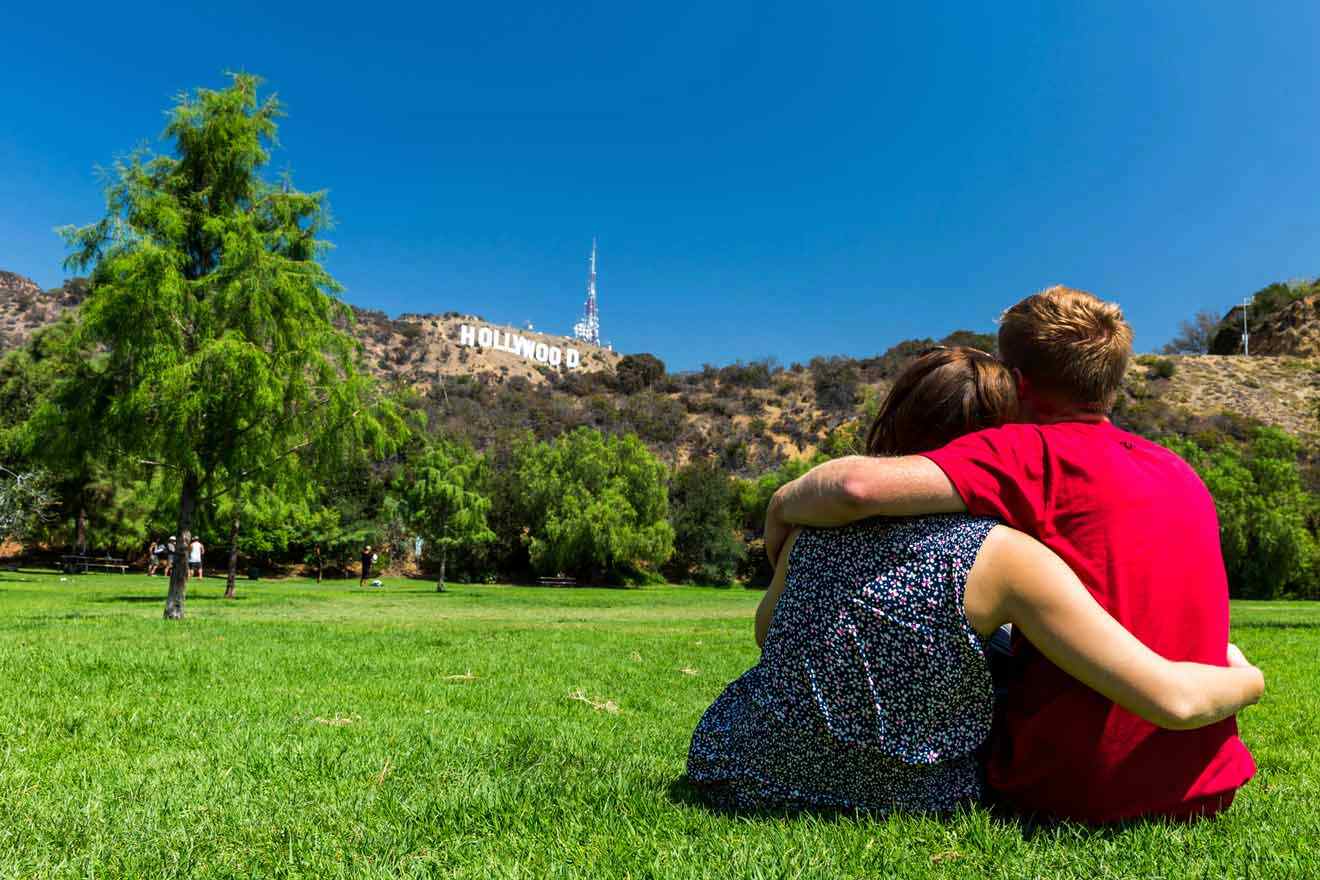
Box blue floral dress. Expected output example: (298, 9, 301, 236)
(687, 514, 998, 813)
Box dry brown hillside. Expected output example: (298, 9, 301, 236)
(0, 272, 87, 351)
(350, 309, 620, 389)
(0, 269, 617, 384)
(4, 268, 1319, 469)
(1122, 355, 1320, 440)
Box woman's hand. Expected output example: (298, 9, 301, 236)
(1226, 643, 1252, 669)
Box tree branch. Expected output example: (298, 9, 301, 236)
(200, 403, 371, 505)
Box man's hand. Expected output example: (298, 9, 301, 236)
(763, 455, 965, 561)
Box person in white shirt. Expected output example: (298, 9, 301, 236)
(188, 538, 205, 580)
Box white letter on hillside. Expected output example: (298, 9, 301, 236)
(477, 327, 493, 348)
(548, 346, 562, 367)
(459, 325, 476, 347)
(534, 342, 549, 363)
(566, 349, 581, 369)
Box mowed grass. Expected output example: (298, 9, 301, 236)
(0, 572, 1316, 879)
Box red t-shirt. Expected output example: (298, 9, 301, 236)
(924, 420, 1255, 824)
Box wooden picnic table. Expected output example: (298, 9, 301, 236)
(60, 554, 130, 575)
(536, 576, 579, 587)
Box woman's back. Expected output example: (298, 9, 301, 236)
(687, 513, 997, 812)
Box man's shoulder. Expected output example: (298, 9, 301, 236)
(1037, 422, 1208, 495)
(925, 422, 1046, 458)
(1044, 421, 1186, 458)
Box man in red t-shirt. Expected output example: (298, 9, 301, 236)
(765, 286, 1255, 823)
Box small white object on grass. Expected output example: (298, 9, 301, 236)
(371, 579, 383, 587)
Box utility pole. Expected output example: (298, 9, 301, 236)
(1242, 297, 1250, 356)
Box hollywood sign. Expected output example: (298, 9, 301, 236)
(457, 324, 582, 369)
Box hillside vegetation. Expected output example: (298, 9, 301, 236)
(7, 262, 1320, 598)
(5, 268, 1319, 470)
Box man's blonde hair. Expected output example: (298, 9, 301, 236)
(997, 285, 1133, 411)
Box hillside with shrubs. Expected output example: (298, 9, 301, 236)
(4, 264, 1320, 599)
(5, 268, 1318, 469)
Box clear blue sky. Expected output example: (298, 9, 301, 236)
(3, 2, 1318, 369)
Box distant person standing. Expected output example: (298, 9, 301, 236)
(188, 537, 205, 580)
(165, 537, 176, 578)
(146, 540, 161, 576)
(359, 545, 377, 587)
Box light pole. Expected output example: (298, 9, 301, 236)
(1242, 297, 1250, 356)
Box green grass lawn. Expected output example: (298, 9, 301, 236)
(0, 571, 1316, 879)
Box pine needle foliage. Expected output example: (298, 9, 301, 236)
(393, 440, 495, 591)
(45, 73, 402, 619)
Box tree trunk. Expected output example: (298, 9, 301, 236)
(315, 545, 322, 584)
(436, 543, 447, 593)
(75, 505, 88, 555)
(164, 472, 198, 620)
(224, 504, 240, 599)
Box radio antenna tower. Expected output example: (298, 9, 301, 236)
(572, 238, 601, 346)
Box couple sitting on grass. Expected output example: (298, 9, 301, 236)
(687, 285, 1263, 825)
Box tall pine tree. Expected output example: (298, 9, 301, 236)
(393, 440, 494, 592)
(47, 74, 400, 618)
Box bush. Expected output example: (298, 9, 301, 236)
(559, 370, 615, 397)
(858, 339, 933, 381)
(939, 329, 997, 353)
(736, 537, 774, 588)
(740, 393, 765, 415)
(509, 428, 674, 583)
(717, 360, 773, 390)
(394, 321, 424, 340)
(1136, 355, 1177, 379)
(809, 356, 860, 412)
(615, 353, 666, 393)
(666, 457, 745, 585)
(736, 455, 824, 534)
(620, 392, 685, 444)
(1163, 427, 1319, 598)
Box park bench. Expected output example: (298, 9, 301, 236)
(60, 555, 130, 575)
(536, 576, 578, 587)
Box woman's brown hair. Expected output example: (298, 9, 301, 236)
(864, 347, 1019, 457)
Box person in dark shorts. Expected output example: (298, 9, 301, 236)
(359, 545, 377, 587)
(147, 540, 163, 576)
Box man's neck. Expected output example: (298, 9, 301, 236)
(1022, 398, 1110, 425)
(1033, 411, 1109, 425)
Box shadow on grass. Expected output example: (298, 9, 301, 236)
(665, 776, 1194, 840)
(1235, 621, 1320, 631)
(0, 569, 73, 582)
(1, 612, 92, 627)
(387, 589, 461, 597)
(98, 594, 247, 603)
